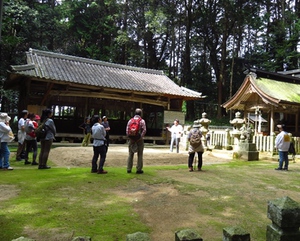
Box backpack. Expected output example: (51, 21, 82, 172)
(288, 142, 296, 155)
(127, 117, 142, 140)
(24, 120, 32, 135)
(190, 129, 202, 148)
(35, 121, 47, 139)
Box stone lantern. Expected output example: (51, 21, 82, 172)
(230, 112, 259, 161)
(199, 112, 211, 148)
(229, 112, 245, 149)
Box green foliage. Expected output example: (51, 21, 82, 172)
(210, 116, 231, 126)
(2, 0, 300, 118)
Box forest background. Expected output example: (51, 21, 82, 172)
(0, 0, 300, 122)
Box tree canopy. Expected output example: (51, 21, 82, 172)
(1, 0, 299, 120)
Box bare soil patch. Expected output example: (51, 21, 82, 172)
(48, 145, 231, 240)
(49, 144, 231, 168)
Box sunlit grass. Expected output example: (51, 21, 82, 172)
(1, 149, 300, 240)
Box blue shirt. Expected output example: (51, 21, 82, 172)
(92, 123, 106, 146)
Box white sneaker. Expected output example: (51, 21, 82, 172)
(7, 167, 14, 170)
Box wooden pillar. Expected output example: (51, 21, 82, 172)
(18, 77, 29, 112)
(295, 112, 299, 133)
(270, 107, 274, 134)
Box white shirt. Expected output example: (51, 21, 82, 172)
(275, 131, 290, 151)
(168, 124, 183, 138)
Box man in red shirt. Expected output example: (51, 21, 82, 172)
(126, 108, 147, 174)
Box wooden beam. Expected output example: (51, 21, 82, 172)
(49, 90, 169, 107)
(41, 82, 54, 106)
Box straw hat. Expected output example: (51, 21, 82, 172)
(192, 120, 201, 128)
(0, 113, 10, 123)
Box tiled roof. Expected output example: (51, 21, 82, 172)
(9, 48, 204, 100)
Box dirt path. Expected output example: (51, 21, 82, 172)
(49, 144, 231, 169)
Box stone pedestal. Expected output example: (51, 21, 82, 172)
(126, 232, 151, 241)
(237, 141, 259, 161)
(223, 226, 250, 241)
(175, 229, 202, 241)
(266, 196, 300, 241)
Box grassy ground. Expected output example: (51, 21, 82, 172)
(0, 145, 299, 241)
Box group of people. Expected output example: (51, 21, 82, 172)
(79, 115, 111, 174)
(90, 109, 205, 175)
(16, 108, 56, 170)
(89, 109, 147, 174)
(79, 116, 110, 147)
(166, 118, 204, 172)
(2, 106, 290, 174)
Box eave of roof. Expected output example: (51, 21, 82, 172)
(253, 76, 300, 103)
(7, 48, 204, 100)
(222, 72, 300, 110)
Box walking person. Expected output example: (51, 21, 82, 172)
(167, 119, 183, 153)
(24, 113, 39, 165)
(91, 116, 107, 174)
(275, 124, 290, 171)
(126, 108, 147, 174)
(16, 110, 28, 161)
(187, 120, 204, 172)
(38, 109, 56, 169)
(79, 117, 91, 146)
(0, 113, 15, 170)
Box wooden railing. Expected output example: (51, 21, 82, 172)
(198, 129, 300, 154)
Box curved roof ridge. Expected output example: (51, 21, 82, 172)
(28, 48, 165, 76)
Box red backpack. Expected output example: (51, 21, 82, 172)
(128, 117, 142, 140)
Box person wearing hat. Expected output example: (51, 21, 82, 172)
(35, 114, 41, 123)
(16, 109, 28, 161)
(275, 124, 290, 171)
(101, 116, 110, 152)
(0, 113, 14, 170)
(187, 120, 204, 172)
(79, 117, 91, 147)
(167, 119, 183, 153)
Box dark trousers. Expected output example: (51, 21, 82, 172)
(92, 145, 107, 171)
(39, 139, 53, 166)
(25, 139, 38, 162)
(16, 141, 26, 160)
(188, 152, 203, 168)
